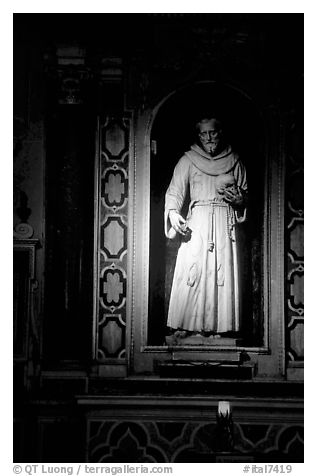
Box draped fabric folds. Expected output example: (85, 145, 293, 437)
(165, 144, 247, 333)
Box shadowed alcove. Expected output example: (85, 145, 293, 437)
(148, 81, 265, 347)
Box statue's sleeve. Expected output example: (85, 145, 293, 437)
(234, 159, 248, 192)
(233, 160, 248, 223)
(164, 156, 190, 238)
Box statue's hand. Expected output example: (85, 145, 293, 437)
(216, 185, 226, 195)
(223, 189, 244, 207)
(169, 210, 187, 235)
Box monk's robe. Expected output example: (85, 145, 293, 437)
(165, 144, 247, 333)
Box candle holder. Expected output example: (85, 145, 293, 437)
(215, 401, 234, 452)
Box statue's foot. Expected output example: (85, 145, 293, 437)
(173, 329, 192, 339)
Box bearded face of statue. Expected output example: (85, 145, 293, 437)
(197, 119, 223, 156)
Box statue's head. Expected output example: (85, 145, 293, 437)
(196, 117, 224, 156)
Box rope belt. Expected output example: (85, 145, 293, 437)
(189, 199, 235, 252)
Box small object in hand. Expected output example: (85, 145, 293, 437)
(182, 224, 192, 242)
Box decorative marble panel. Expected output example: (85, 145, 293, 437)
(101, 117, 129, 162)
(285, 117, 304, 363)
(101, 169, 128, 209)
(97, 314, 126, 360)
(96, 116, 130, 362)
(101, 218, 127, 260)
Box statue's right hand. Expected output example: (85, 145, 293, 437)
(169, 210, 187, 235)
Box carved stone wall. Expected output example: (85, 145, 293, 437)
(96, 116, 131, 364)
(87, 419, 303, 463)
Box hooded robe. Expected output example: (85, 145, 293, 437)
(165, 143, 247, 333)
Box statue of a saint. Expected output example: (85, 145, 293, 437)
(164, 117, 247, 340)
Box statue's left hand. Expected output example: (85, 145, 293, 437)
(223, 189, 244, 207)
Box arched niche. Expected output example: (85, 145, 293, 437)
(131, 81, 285, 377)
